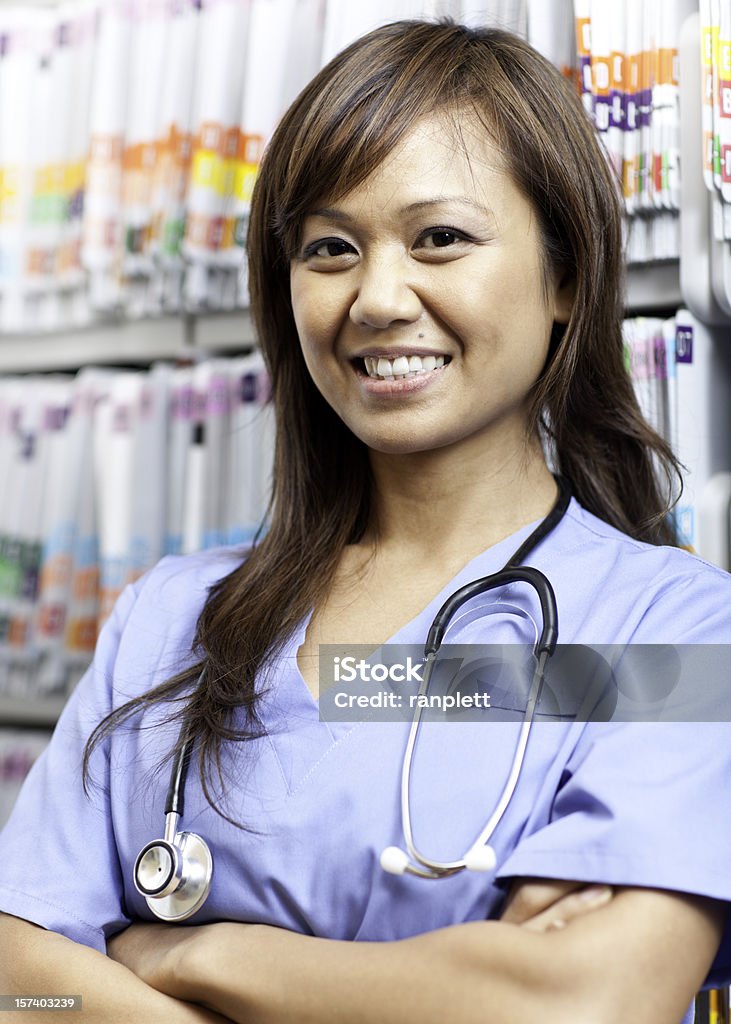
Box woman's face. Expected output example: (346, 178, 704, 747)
(289, 112, 573, 460)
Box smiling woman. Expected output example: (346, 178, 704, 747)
(289, 113, 572, 461)
(1, 17, 731, 1024)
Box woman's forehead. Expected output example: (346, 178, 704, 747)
(306, 111, 512, 216)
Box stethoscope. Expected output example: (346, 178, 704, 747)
(134, 476, 571, 919)
(133, 710, 213, 921)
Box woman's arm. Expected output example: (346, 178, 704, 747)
(0, 913, 232, 1024)
(110, 883, 724, 1024)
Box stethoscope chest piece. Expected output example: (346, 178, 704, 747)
(134, 821, 213, 922)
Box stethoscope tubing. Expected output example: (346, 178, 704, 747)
(400, 647, 550, 877)
(390, 477, 569, 880)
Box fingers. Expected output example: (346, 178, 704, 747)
(500, 880, 585, 925)
(519, 885, 613, 933)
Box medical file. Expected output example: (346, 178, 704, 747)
(574, 0, 696, 263)
(152, 0, 199, 312)
(81, 0, 131, 313)
(0, 729, 50, 827)
(0, 0, 715, 328)
(0, 356, 273, 698)
(621, 310, 731, 568)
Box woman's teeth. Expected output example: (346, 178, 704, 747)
(363, 354, 447, 380)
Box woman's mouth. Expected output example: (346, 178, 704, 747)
(358, 354, 450, 380)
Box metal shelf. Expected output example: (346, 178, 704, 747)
(625, 262, 683, 315)
(0, 695, 66, 728)
(0, 310, 256, 373)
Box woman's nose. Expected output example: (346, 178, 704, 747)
(349, 255, 422, 329)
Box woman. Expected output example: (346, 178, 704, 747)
(2, 18, 731, 1024)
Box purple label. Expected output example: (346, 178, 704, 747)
(626, 95, 637, 132)
(639, 88, 653, 128)
(653, 337, 668, 380)
(594, 96, 610, 133)
(676, 326, 693, 364)
(240, 372, 257, 404)
(207, 376, 229, 416)
(257, 373, 272, 405)
(44, 406, 70, 431)
(579, 56, 592, 97)
(112, 404, 131, 432)
(173, 384, 195, 421)
(610, 90, 624, 130)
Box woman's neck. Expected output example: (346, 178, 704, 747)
(364, 439, 558, 567)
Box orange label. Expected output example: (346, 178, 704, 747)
(122, 141, 159, 173)
(65, 616, 98, 653)
(657, 46, 677, 86)
(629, 52, 640, 92)
(237, 131, 265, 163)
(610, 50, 625, 90)
(71, 565, 99, 602)
(592, 56, 610, 95)
(7, 617, 29, 647)
(39, 554, 72, 591)
(575, 17, 590, 57)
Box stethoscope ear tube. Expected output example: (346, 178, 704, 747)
(165, 730, 193, 816)
(424, 566, 558, 658)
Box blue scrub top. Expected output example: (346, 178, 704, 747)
(2, 497, 731, 1020)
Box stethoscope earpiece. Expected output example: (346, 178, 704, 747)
(463, 845, 497, 873)
(380, 846, 411, 875)
(380, 844, 497, 877)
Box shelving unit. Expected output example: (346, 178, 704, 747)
(625, 262, 683, 315)
(0, 273, 685, 374)
(0, 310, 254, 373)
(0, 695, 66, 727)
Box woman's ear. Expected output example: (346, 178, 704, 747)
(553, 269, 576, 325)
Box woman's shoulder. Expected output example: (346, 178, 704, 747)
(110, 545, 250, 677)
(564, 497, 729, 581)
(552, 499, 731, 642)
(135, 544, 249, 602)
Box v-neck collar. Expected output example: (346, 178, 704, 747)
(256, 503, 572, 794)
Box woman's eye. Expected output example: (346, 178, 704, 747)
(417, 229, 470, 251)
(303, 238, 355, 259)
(426, 230, 459, 247)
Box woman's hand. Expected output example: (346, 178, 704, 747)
(501, 879, 613, 932)
(107, 921, 212, 993)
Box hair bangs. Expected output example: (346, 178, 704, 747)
(270, 20, 481, 255)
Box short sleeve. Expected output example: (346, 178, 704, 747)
(0, 580, 141, 953)
(496, 721, 731, 987)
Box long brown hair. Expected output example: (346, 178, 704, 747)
(85, 19, 682, 818)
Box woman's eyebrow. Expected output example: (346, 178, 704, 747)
(307, 197, 492, 221)
(401, 196, 493, 216)
(307, 206, 352, 221)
